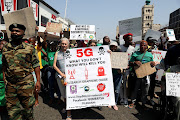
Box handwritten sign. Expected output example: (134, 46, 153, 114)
(111, 52, 128, 69)
(135, 62, 156, 78)
(65, 46, 115, 110)
(166, 73, 180, 97)
(70, 25, 96, 40)
(46, 22, 62, 33)
(3, 7, 36, 39)
(152, 50, 167, 65)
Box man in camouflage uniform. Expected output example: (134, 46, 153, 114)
(2, 23, 40, 120)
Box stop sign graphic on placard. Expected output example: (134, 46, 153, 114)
(97, 83, 105, 92)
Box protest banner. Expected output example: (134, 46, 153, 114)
(0, 0, 17, 15)
(111, 52, 128, 69)
(70, 25, 96, 40)
(144, 29, 162, 41)
(46, 22, 62, 33)
(135, 62, 156, 78)
(166, 29, 176, 41)
(3, 7, 36, 39)
(166, 73, 180, 97)
(119, 17, 142, 43)
(27, 0, 38, 21)
(65, 46, 115, 110)
(152, 50, 167, 65)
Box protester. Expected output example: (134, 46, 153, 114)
(102, 36, 111, 45)
(47, 42, 61, 104)
(88, 40, 97, 47)
(119, 33, 135, 107)
(128, 40, 155, 109)
(2, 23, 40, 119)
(0, 40, 8, 120)
(53, 38, 72, 120)
(108, 42, 121, 110)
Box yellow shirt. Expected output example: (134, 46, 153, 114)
(35, 45, 43, 69)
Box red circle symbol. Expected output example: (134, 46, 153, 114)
(97, 83, 105, 92)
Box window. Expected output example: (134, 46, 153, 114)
(41, 16, 49, 27)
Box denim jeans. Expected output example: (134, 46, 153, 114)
(47, 67, 61, 99)
(113, 74, 123, 104)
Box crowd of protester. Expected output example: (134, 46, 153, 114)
(0, 23, 180, 120)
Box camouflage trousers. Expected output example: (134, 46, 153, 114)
(5, 74, 35, 120)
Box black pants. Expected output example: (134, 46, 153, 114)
(41, 65, 49, 90)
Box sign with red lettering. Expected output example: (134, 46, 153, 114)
(0, 0, 17, 15)
(152, 50, 167, 65)
(65, 46, 115, 110)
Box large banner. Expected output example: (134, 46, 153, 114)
(166, 73, 180, 97)
(70, 25, 96, 40)
(65, 46, 115, 110)
(0, 0, 17, 15)
(119, 17, 142, 43)
(27, 0, 38, 21)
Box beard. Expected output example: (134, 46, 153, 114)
(11, 34, 24, 41)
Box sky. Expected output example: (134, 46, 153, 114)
(44, 0, 180, 40)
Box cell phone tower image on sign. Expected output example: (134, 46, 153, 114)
(68, 69, 76, 79)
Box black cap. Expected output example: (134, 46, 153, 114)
(9, 23, 26, 31)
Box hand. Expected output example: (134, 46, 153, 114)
(107, 50, 112, 54)
(44, 30, 48, 36)
(35, 81, 41, 92)
(61, 73, 66, 78)
(35, 26, 39, 31)
(150, 61, 156, 67)
(134, 61, 142, 66)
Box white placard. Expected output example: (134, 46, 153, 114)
(65, 46, 115, 110)
(152, 50, 167, 65)
(156, 69, 164, 81)
(0, 0, 17, 15)
(166, 29, 176, 41)
(27, 0, 38, 21)
(166, 73, 180, 97)
(70, 25, 96, 40)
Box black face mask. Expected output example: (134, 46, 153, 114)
(11, 34, 24, 40)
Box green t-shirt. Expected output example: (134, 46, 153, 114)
(0, 52, 3, 81)
(0, 52, 5, 106)
(47, 52, 56, 66)
(41, 48, 48, 66)
(130, 51, 153, 64)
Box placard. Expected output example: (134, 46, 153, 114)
(166, 29, 176, 41)
(152, 50, 167, 65)
(135, 62, 156, 78)
(144, 29, 162, 41)
(65, 46, 115, 110)
(0, 0, 17, 15)
(70, 25, 96, 40)
(3, 7, 36, 39)
(166, 73, 180, 97)
(111, 52, 128, 69)
(46, 22, 62, 33)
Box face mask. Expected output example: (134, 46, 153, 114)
(11, 34, 24, 40)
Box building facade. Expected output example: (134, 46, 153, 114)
(142, 0, 154, 39)
(169, 8, 180, 40)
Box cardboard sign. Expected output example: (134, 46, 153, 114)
(166, 29, 176, 41)
(144, 29, 162, 41)
(0, 0, 17, 15)
(152, 50, 167, 65)
(166, 73, 180, 97)
(135, 62, 156, 78)
(111, 52, 128, 69)
(65, 46, 115, 110)
(46, 22, 62, 33)
(70, 25, 96, 40)
(3, 7, 36, 39)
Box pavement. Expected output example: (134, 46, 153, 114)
(34, 85, 162, 120)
